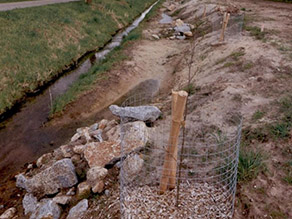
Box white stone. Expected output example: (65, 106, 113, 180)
(0, 207, 16, 219)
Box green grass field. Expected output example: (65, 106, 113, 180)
(0, 0, 156, 116)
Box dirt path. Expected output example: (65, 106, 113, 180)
(0, 0, 79, 11)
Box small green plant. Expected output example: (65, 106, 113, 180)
(237, 149, 266, 182)
(283, 160, 292, 185)
(245, 26, 266, 40)
(268, 122, 290, 139)
(183, 83, 195, 95)
(230, 50, 245, 61)
(223, 62, 234, 68)
(252, 110, 265, 121)
(243, 62, 254, 70)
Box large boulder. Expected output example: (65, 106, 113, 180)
(84, 121, 148, 168)
(84, 141, 120, 168)
(122, 154, 144, 183)
(16, 159, 78, 196)
(122, 121, 149, 153)
(31, 199, 61, 219)
(109, 105, 161, 122)
(66, 199, 88, 219)
(23, 193, 38, 215)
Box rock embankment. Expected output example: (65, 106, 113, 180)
(2, 105, 161, 219)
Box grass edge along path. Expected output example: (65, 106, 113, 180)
(50, 0, 163, 115)
(0, 0, 157, 117)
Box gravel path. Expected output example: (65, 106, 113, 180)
(0, 0, 80, 12)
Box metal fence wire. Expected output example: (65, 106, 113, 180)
(119, 94, 242, 218)
(211, 13, 244, 41)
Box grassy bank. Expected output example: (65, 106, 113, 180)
(0, 0, 157, 116)
(51, 0, 163, 115)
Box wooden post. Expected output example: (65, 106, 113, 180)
(220, 13, 230, 42)
(159, 91, 188, 194)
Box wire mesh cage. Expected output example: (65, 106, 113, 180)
(119, 93, 242, 218)
(211, 13, 244, 41)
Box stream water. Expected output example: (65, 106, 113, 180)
(0, 1, 159, 185)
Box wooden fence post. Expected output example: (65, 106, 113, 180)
(220, 12, 230, 42)
(159, 90, 188, 194)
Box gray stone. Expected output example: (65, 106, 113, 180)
(0, 207, 16, 219)
(174, 24, 191, 33)
(122, 154, 144, 183)
(17, 159, 78, 196)
(31, 199, 61, 219)
(53, 195, 71, 205)
(176, 35, 186, 40)
(104, 190, 110, 197)
(66, 199, 88, 219)
(84, 122, 148, 168)
(23, 193, 38, 215)
(109, 105, 161, 122)
(89, 123, 99, 131)
(16, 173, 27, 190)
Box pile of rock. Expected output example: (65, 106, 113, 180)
(171, 19, 194, 40)
(159, 17, 194, 40)
(1, 105, 161, 219)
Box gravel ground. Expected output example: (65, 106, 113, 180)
(121, 182, 234, 219)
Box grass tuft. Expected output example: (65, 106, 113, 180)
(252, 110, 265, 121)
(238, 149, 266, 182)
(245, 26, 266, 40)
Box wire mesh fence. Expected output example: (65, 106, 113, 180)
(211, 12, 244, 41)
(119, 93, 242, 218)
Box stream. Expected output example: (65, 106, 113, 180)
(0, 1, 159, 185)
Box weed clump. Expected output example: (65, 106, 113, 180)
(238, 149, 266, 182)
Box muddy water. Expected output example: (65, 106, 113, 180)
(0, 1, 159, 185)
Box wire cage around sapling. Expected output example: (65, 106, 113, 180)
(119, 93, 242, 219)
